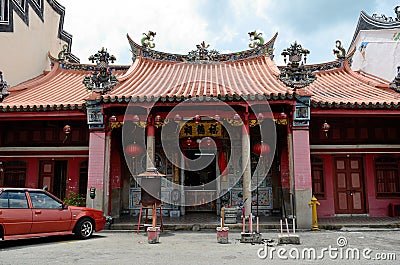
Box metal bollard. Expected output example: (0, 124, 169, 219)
(308, 195, 320, 231)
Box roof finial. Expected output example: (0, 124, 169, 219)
(278, 42, 316, 90)
(389, 66, 400, 92)
(333, 40, 346, 60)
(83, 48, 118, 94)
(248, 30, 264, 48)
(0, 71, 10, 102)
(395, 6, 400, 21)
(57, 44, 69, 61)
(187, 41, 219, 62)
(141, 31, 156, 49)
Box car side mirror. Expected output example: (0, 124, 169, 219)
(62, 203, 68, 209)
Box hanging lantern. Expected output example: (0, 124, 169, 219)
(321, 121, 330, 137)
(276, 111, 288, 125)
(253, 142, 270, 156)
(109, 115, 117, 123)
(132, 114, 140, 123)
(174, 113, 182, 122)
(63, 125, 72, 134)
(193, 115, 201, 124)
(125, 144, 143, 157)
(233, 113, 241, 121)
(257, 112, 264, 121)
(199, 137, 216, 150)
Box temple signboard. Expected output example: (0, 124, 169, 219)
(179, 122, 222, 138)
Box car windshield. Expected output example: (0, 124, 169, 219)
(29, 191, 62, 209)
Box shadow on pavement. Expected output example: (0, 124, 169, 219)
(0, 234, 106, 249)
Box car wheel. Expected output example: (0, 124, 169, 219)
(74, 218, 94, 239)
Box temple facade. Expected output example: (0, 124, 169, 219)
(1, 3, 400, 229)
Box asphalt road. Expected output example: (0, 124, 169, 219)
(0, 229, 399, 265)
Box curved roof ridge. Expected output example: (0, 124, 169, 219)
(9, 61, 61, 92)
(127, 32, 278, 63)
(343, 59, 387, 87)
(117, 56, 144, 82)
(263, 56, 280, 77)
(350, 10, 400, 48)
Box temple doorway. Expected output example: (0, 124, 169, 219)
(184, 149, 217, 212)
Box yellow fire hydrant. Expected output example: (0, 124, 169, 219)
(308, 195, 320, 231)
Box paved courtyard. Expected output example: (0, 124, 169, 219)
(0, 229, 399, 265)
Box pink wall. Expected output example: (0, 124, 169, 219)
(87, 131, 105, 189)
(66, 157, 88, 196)
(364, 154, 400, 216)
(25, 158, 38, 188)
(292, 130, 312, 190)
(315, 154, 335, 217)
(316, 153, 400, 217)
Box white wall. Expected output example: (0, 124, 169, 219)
(0, 1, 69, 86)
(351, 29, 400, 82)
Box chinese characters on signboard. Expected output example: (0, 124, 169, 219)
(179, 122, 222, 137)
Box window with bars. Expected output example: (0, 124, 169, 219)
(3, 161, 27, 187)
(375, 157, 400, 197)
(311, 156, 325, 198)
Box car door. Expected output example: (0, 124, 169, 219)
(0, 190, 32, 236)
(28, 191, 72, 234)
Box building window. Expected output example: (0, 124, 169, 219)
(375, 157, 400, 197)
(311, 157, 325, 198)
(3, 161, 27, 187)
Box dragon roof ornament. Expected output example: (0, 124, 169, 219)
(127, 32, 278, 63)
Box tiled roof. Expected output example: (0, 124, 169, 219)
(306, 61, 396, 108)
(105, 55, 293, 102)
(1, 52, 396, 112)
(0, 61, 90, 110)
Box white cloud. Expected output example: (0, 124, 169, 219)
(59, 0, 394, 66)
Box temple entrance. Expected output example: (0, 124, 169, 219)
(184, 149, 217, 212)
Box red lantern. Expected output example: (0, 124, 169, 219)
(186, 137, 193, 146)
(63, 125, 71, 135)
(125, 144, 143, 157)
(253, 142, 270, 156)
(199, 137, 216, 150)
(174, 114, 182, 122)
(193, 115, 201, 124)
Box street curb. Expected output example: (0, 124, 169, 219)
(106, 222, 400, 232)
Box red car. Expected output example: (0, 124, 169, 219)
(0, 188, 106, 240)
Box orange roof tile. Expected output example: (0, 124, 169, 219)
(305, 61, 397, 107)
(1, 51, 397, 112)
(109, 56, 291, 100)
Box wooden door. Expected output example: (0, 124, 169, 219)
(334, 157, 366, 214)
(39, 160, 54, 192)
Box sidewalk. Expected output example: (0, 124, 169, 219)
(108, 212, 400, 231)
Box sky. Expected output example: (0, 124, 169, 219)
(60, 0, 397, 66)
